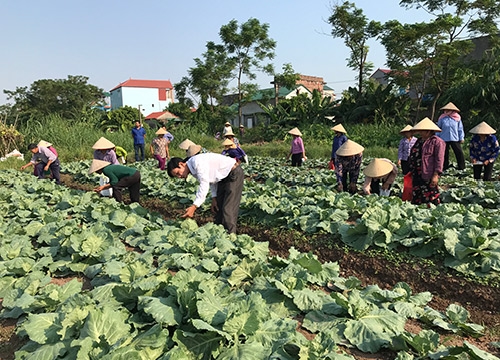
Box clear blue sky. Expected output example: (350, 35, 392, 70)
(1, 0, 432, 105)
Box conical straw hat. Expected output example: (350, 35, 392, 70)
(411, 117, 441, 132)
(88, 159, 111, 174)
(225, 122, 231, 126)
(399, 125, 413, 133)
(336, 140, 364, 156)
(186, 144, 202, 157)
(288, 127, 302, 136)
(37, 140, 52, 147)
(331, 124, 347, 133)
(440, 102, 460, 112)
(155, 128, 167, 135)
(92, 137, 115, 150)
(179, 139, 195, 150)
(224, 129, 236, 137)
(469, 121, 496, 135)
(363, 158, 394, 178)
(222, 138, 234, 146)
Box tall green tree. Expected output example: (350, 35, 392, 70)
(380, 0, 500, 119)
(328, 1, 381, 93)
(219, 18, 276, 125)
(4, 75, 104, 121)
(272, 63, 300, 105)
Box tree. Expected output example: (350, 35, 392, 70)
(328, 1, 381, 93)
(219, 18, 276, 125)
(4, 75, 104, 121)
(272, 63, 300, 105)
(100, 106, 140, 132)
(380, 0, 500, 119)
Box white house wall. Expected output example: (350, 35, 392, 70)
(111, 87, 173, 116)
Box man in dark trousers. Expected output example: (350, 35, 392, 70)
(167, 153, 244, 234)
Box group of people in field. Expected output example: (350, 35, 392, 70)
(288, 102, 499, 206)
(18, 101, 499, 234)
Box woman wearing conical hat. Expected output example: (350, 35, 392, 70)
(92, 137, 120, 165)
(330, 124, 348, 173)
(362, 158, 398, 196)
(436, 102, 465, 170)
(150, 128, 170, 170)
(397, 125, 417, 175)
(335, 140, 364, 194)
(469, 121, 499, 181)
(286, 127, 306, 167)
(221, 138, 247, 163)
(408, 117, 446, 205)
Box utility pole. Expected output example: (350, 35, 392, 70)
(138, 104, 142, 125)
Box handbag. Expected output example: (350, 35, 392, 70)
(402, 172, 412, 201)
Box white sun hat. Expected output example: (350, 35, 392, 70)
(92, 137, 115, 150)
(288, 127, 302, 136)
(179, 139, 195, 150)
(469, 121, 496, 135)
(411, 117, 442, 132)
(399, 125, 413, 133)
(336, 140, 364, 156)
(186, 144, 202, 157)
(331, 124, 347, 133)
(37, 140, 53, 148)
(440, 102, 460, 112)
(88, 159, 111, 174)
(363, 158, 394, 178)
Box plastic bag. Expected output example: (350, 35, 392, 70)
(328, 159, 335, 170)
(402, 172, 412, 201)
(99, 176, 113, 197)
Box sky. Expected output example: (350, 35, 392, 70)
(0, 0, 434, 105)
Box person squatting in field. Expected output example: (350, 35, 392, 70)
(167, 153, 244, 234)
(89, 159, 141, 203)
(20, 142, 61, 184)
(362, 158, 398, 196)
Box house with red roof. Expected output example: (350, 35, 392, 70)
(109, 79, 174, 117)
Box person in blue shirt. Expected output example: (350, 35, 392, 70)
(131, 121, 147, 162)
(436, 102, 465, 170)
(331, 124, 348, 179)
(469, 121, 499, 181)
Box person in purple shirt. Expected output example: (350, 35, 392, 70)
(131, 121, 147, 162)
(92, 137, 120, 165)
(20, 143, 61, 184)
(286, 127, 306, 166)
(408, 117, 445, 205)
(397, 125, 417, 175)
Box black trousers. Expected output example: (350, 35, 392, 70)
(215, 165, 244, 234)
(473, 163, 494, 181)
(400, 160, 410, 175)
(112, 171, 141, 203)
(35, 159, 61, 184)
(291, 153, 303, 167)
(444, 141, 465, 170)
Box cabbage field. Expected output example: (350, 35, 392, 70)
(0, 157, 499, 359)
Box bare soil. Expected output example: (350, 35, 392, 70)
(1, 174, 498, 360)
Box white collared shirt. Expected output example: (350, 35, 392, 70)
(187, 153, 236, 207)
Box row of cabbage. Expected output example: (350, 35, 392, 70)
(63, 159, 500, 279)
(0, 170, 498, 359)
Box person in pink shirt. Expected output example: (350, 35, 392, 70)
(286, 127, 306, 167)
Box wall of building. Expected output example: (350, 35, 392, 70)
(111, 87, 173, 116)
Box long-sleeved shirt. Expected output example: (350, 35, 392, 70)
(470, 134, 500, 163)
(93, 149, 120, 165)
(331, 134, 347, 160)
(363, 159, 398, 195)
(222, 146, 247, 162)
(131, 126, 146, 145)
(336, 153, 362, 184)
(398, 137, 417, 161)
(102, 165, 138, 185)
(421, 136, 446, 180)
(30, 146, 57, 164)
(437, 115, 464, 142)
(290, 137, 305, 155)
(187, 153, 236, 207)
(151, 137, 169, 158)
